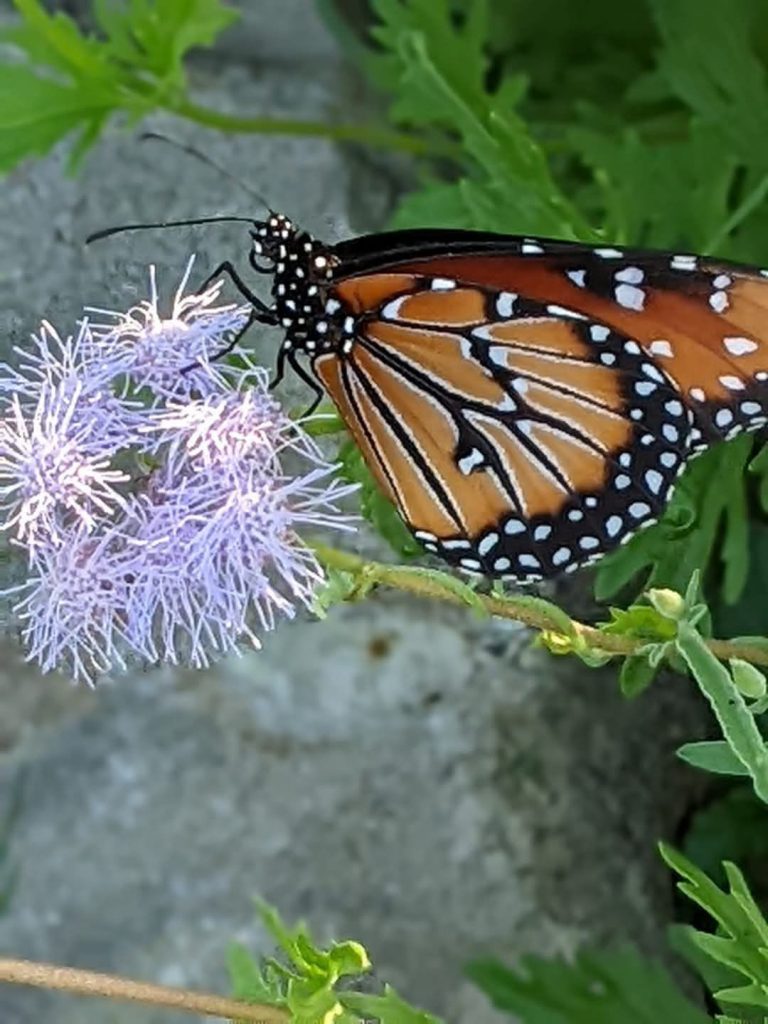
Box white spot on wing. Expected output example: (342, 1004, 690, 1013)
(724, 336, 758, 356)
(615, 282, 646, 309)
(649, 339, 674, 358)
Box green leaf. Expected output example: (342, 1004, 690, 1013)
(677, 741, 753, 776)
(660, 842, 768, 1012)
(92, 0, 239, 87)
(0, 0, 239, 174)
(0, 65, 117, 173)
(619, 654, 659, 698)
(676, 622, 768, 803)
(227, 943, 284, 1007)
(342, 985, 443, 1024)
(596, 438, 754, 605)
(467, 945, 710, 1024)
(338, 439, 422, 560)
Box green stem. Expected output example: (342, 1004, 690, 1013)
(704, 170, 768, 254)
(165, 96, 460, 159)
(312, 543, 768, 668)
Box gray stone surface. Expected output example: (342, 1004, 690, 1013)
(0, 5, 711, 1024)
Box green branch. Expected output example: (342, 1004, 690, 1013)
(165, 97, 461, 159)
(312, 545, 768, 669)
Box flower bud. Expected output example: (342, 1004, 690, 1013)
(730, 658, 767, 699)
(647, 588, 686, 621)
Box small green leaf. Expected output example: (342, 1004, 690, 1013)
(342, 984, 442, 1024)
(467, 944, 710, 1023)
(676, 622, 768, 803)
(677, 741, 753, 776)
(619, 654, 659, 698)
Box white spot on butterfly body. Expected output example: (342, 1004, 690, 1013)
(710, 290, 729, 313)
(460, 558, 482, 570)
(665, 400, 684, 416)
(624, 341, 641, 354)
(590, 325, 610, 342)
(716, 408, 734, 428)
(505, 519, 525, 536)
(615, 283, 645, 310)
(600, 353, 617, 365)
(635, 381, 657, 397)
(595, 247, 623, 258)
(431, 278, 457, 290)
(724, 336, 758, 356)
(533, 525, 552, 541)
(662, 424, 679, 443)
(567, 269, 587, 287)
(660, 451, 678, 468)
(494, 557, 511, 571)
(713, 274, 732, 289)
(615, 474, 631, 490)
(521, 241, 544, 255)
(444, 539, 471, 550)
(689, 387, 706, 402)
(719, 375, 746, 390)
(552, 547, 572, 566)
(568, 509, 584, 522)
(642, 362, 666, 383)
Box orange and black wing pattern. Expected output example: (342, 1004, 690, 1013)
(309, 236, 768, 581)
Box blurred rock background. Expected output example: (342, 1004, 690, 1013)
(0, 3, 710, 1021)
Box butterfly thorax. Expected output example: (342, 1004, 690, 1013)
(251, 212, 357, 358)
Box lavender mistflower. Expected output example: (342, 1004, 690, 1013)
(0, 383, 130, 556)
(1, 260, 357, 684)
(86, 256, 252, 400)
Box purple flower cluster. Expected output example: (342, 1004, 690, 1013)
(0, 259, 356, 684)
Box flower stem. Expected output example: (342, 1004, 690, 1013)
(165, 96, 460, 159)
(312, 544, 768, 668)
(0, 957, 286, 1023)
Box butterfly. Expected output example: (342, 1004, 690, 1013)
(94, 212, 768, 583)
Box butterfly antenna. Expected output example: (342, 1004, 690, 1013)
(139, 131, 273, 211)
(86, 215, 257, 245)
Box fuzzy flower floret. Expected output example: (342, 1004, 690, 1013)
(1, 261, 356, 684)
(86, 257, 251, 400)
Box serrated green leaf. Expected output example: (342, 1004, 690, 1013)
(0, 65, 117, 172)
(596, 438, 754, 605)
(342, 984, 443, 1024)
(467, 945, 710, 1024)
(227, 943, 285, 1006)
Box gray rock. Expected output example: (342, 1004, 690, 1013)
(0, 6, 710, 1024)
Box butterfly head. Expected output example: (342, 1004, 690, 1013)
(250, 212, 342, 352)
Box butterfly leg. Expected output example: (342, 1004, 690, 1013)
(180, 306, 262, 374)
(270, 347, 324, 415)
(200, 260, 276, 323)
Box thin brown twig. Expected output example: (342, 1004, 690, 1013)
(0, 957, 288, 1023)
